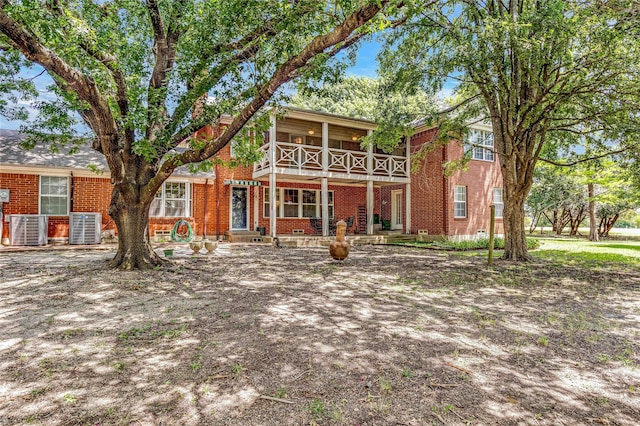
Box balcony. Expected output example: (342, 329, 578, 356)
(253, 141, 410, 183)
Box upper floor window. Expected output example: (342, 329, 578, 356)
(493, 188, 504, 218)
(150, 182, 191, 217)
(454, 185, 467, 218)
(40, 176, 69, 215)
(469, 129, 494, 161)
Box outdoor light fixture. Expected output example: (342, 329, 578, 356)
(308, 129, 315, 135)
(351, 135, 358, 141)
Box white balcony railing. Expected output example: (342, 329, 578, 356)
(253, 141, 409, 180)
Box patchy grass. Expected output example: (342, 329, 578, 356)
(0, 244, 639, 425)
(534, 238, 640, 267)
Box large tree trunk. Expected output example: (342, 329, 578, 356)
(108, 185, 163, 270)
(502, 188, 531, 261)
(588, 183, 598, 241)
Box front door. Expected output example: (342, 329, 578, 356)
(391, 189, 403, 230)
(231, 187, 248, 230)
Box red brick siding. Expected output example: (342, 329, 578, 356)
(408, 129, 448, 235)
(404, 128, 503, 238)
(444, 141, 503, 237)
(0, 172, 217, 241)
(255, 183, 372, 235)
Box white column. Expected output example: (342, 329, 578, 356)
(367, 180, 374, 235)
(405, 183, 412, 235)
(366, 130, 374, 235)
(269, 113, 277, 237)
(321, 178, 329, 236)
(253, 185, 259, 231)
(405, 138, 412, 234)
(321, 122, 329, 236)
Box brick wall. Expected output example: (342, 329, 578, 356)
(402, 128, 504, 239)
(408, 128, 448, 235)
(255, 182, 371, 235)
(0, 172, 217, 242)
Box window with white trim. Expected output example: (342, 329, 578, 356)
(264, 187, 333, 219)
(283, 188, 299, 218)
(454, 186, 467, 218)
(263, 187, 280, 218)
(150, 182, 191, 217)
(40, 176, 69, 215)
(493, 188, 504, 218)
(469, 129, 494, 161)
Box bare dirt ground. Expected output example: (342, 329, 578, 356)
(1, 244, 639, 425)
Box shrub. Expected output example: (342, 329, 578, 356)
(418, 237, 539, 251)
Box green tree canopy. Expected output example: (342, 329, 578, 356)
(0, 0, 403, 269)
(380, 0, 640, 260)
(290, 75, 435, 152)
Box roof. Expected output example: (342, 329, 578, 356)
(0, 130, 215, 179)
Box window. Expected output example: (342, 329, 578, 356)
(302, 190, 317, 218)
(40, 176, 69, 215)
(493, 188, 504, 218)
(263, 187, 280, 218)
(469, 129, 494, 161)
(454, 186, 467, 218)
(150, 182, 191, 217)
(283, 189, 299, 217)
(264, 187, 333, 219)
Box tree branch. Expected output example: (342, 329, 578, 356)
(539, 143, 639, 167)
(0, 4, 122, 175)
(156, 0, 392, 183)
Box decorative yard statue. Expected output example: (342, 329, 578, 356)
(329, 220, 350, 261)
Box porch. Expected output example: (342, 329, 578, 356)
(252, 108, 412, 238)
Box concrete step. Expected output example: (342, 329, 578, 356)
(224, 230, 267, 243)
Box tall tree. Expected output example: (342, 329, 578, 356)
(0, 0, 402, 269)
(381, 0, 640, 260)
(290, 75, 435, 152)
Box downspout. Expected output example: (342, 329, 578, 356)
(69, 172, 74, 212)
(203, 178, 208, 239)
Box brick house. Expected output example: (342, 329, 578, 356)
(0, 108, 503, 245)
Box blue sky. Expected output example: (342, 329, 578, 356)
(1, 39, 455, 131)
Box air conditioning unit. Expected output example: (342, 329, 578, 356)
(69, 212, 102, 245)
(9, 215, 48, 246)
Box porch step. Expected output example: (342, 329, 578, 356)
(224, 231, 269, 243)
(386, 235, 417, 243)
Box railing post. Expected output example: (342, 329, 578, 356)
(269, 113, 277, 237)
(488, 205, 495, 266)
(366, 130, 374, 235)
(405, 138, 411, 234)
(322, 122, 329, 235)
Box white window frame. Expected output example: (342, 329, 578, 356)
(454, 185, 467, 218)
(263, 187, 280, 218)
(283, 188, 300, 218)
(150, 181, 191, 217)
(39, 175, 69, 216)
(469, 129, 494, 161)
(493, 188, 504, 218)
(264, 187, 334, 219)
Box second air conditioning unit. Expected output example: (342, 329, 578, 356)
(69, 212, 102, 245)
(9, 215, 48, 246)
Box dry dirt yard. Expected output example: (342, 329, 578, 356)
(0, 244, 639, 425)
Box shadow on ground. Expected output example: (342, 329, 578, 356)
(0, 245, 639, 425)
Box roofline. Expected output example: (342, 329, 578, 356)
(281, 106, 377, 130)
(0, 163, 214, 183)
(412, 120, 493, 135)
